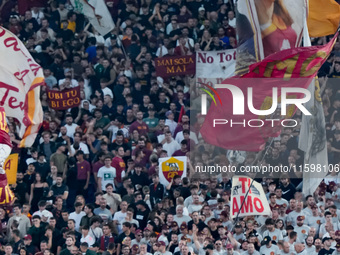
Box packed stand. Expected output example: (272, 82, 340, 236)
(0, 0, 339, 255)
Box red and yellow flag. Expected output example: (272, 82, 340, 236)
(308, 0, 340, 37)
(200, 33, 338, 151)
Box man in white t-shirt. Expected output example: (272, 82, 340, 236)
(97, 156, 116, 192)
(63, 114, 78, 139)
(260, 236, 280, 255)
(162, 131, 180, 157)
(69, 202, 86, 231)
(113, 201, 128, 234)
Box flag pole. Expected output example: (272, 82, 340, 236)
(230, 137, 275, 231)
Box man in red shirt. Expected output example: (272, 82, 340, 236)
(111, 146, 126, 188)
(76, 151, 91, 197)
(129, 111, 149, 136)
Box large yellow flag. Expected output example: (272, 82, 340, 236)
(308, 0, 340, 37)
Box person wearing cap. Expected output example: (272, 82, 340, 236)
(158, 224, 170, 246)
(178, 222, 193, 243)
(154, 241, 171, 255)
(262, 218, 283, 242)
(131, 229, 143, 246)
(259, 236, 280, 255)
(319, 237, 334, 255)
(202, 243, 215, 255)
(294, 215, 310, 243)
(233, 223, 245, 243)
(23, 234, 38, 255)
(226, 243, 240, 255)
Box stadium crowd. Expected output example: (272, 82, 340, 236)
(0, 1, 339, 255)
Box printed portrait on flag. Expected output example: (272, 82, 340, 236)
(235, 0, 307, 75)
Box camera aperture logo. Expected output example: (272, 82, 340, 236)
(200, 83, 312, 128)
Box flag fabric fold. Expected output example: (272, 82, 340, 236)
(200, 33, 338, 151)
(307, 0, 340, 37)
(300, 20, 329, 195)
(71, 0, 115, 36)
(0, 27, 44, 148)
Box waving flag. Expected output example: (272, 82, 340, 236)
(200, 32, 338, 151)
(308, 0, 340, 37)
(0, 27, 44, 148)
(71, 0, 115, 36)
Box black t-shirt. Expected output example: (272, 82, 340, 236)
(116, 232, 135, 244)
(51, 184, 69, 198)
(135, 209, 150, 229)
(318, 248, 334, 255)
(187, 220, 206, 231)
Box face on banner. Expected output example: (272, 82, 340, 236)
(236, 0, 306, 74)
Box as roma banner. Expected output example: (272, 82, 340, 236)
(158, 156, 187, 186)
(196, 49, 236, 86)
(47, 87, 81, 110)
(155, 55, 195, 77)
(230, 176, 270, 218)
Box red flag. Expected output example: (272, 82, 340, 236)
(200, 33, 337, 151)
(178, 105, 185, 123)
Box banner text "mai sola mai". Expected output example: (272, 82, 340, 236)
(156, 56, 194, 74)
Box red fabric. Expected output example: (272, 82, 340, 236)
(111, 157, 125, 183)
(200, 33, 338, 151)
(0, 107, 12, 148)
(0, 173, 15, 205)
(178, 105, 185, 123)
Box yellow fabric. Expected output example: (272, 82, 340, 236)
(308, 0, 340, 37)
(67, 21, 76, 33)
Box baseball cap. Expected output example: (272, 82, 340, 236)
(198, 6, 205, 12)
(263, 236, 271, 245)
(323, 237, 332, 243)
(132, 244, 139, 251)
(329, 181, 337, 189)
(226, 244, 233, 249)
(24, 235, 32, 240)
(135, 229, 142, 234)
(203, 244, 214, 250)
(171, 221, 178, 228)
(158, 241, 166, 247)
(180, 222, 187, 230)
(235, 223, 242, 228)
(297, 216, 305, 221)
(162, 224, 170, 230)
(336, 242, 340, 249)
(220, 211, 228, 217)
(144, 227, 150, 231)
